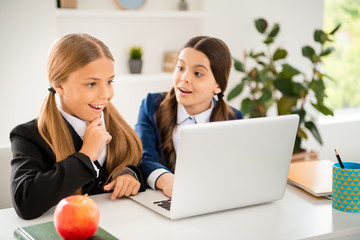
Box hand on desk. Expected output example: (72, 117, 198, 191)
(156, 172, 174, 198)
(103, 174, 140, 200)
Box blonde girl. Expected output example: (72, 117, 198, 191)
(10, 33, 144, 220)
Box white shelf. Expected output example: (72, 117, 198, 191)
(56, 9, 205, 19)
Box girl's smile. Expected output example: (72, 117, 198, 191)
(178, 87, 193, 96)
(89, 104, 105, 113)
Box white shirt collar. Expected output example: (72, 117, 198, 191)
(176, 100, 214, 126)
(173, 100, 214, 154)
(57, 105, 105, 139)
(57, 105, 107, 166)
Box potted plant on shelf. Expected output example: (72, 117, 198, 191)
(227, 18, 341, 159)
(178, 0, 188, 11)
(129, 46, 143, 74)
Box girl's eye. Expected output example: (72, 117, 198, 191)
(195, 72, 203, 77)
(177, 65, 184, 71)
(87, 82, 96, 87)
(107, 80, 114, 85)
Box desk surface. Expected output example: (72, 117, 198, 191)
(1, 185, 360, 240)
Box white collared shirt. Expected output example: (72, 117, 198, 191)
(58, 106, 106, 177)
(147, 101, 214, 189)
(172, 102, 214, 153)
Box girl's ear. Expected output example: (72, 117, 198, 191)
(53, 84, 64, 96)
(214, 84, 222, 95)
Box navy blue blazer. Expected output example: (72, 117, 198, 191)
(134, 92, 243, 186)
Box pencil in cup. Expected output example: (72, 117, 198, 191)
(332, 162, 360, 213)
(335, 149, 344, 168)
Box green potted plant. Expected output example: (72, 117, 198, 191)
(227, 18, 341, 157)
(129, 46, 143, 74)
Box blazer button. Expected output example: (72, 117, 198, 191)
(98, 181, 104, 188)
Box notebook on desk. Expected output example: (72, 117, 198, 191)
(287, 159, 334, 197)
(130, 114, 299, 219)
(14, 221, 118, 240)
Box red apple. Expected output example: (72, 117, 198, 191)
(54, 195, 100, 240)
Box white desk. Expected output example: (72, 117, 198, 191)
(1, 185, 360, 240)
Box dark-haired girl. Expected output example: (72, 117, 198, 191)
(135, 36, 243, 197)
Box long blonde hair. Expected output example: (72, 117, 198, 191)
(38, 34, 142, 188)
(156, 36, 236, 171)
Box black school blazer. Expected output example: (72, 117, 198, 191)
(10, 119, 145, 220)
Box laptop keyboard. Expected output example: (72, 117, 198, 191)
(153, 199, 171, 211)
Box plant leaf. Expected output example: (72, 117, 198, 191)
(257, 61, 266, 66)
(280, 64, 301, 78)
(314, 30, 328, 44)
(255, 18, 268, 34)
(293, 136, 302, 153)
(227, 82, 244, 101)
(305, 121, 323, 145)
(258, 68, 273, 83)
(259, 88, 273, 103)
(297, 127, 308, 140)
(320, 46, 334, 56)
(277, 96, 297, 115)
(249, 51, 265, 59)
(311, 102, 334, 116)
(292, 108, 306, 123)
(302, 46, 316, 63)
(273, 78, 298, 97)
(263, 37, 274, 45)
(241, 98, 256, 117)
(269, 23, 280, 38)
(323, 73, 335, 82)
(293, 82, 306, 97)
(330, 23, 341, 35)
(309, 79, 325, 103)
(233, 58, 245, 72)
(273, 48, 287, 61)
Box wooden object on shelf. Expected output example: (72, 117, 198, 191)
(163, 51, 178, 72)
(60, 0, 77, 8)
(291, 151, 318, 162)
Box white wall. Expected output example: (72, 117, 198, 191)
(0, 0, 57, 146)
(304, 110, 360, 163)
(4, 0, 353, 163)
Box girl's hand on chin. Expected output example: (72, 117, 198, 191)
(80, 117, 112, 161)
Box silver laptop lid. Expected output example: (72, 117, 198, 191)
(170, 114, 299, 219)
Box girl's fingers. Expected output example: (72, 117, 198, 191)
(87, 117, 102, 127)
(118, 180, 130, 198)
(131, 182, 141, 196)
(111, 179, 123, 200)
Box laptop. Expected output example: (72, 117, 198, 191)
(130, 114, 299, 219)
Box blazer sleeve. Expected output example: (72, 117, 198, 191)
(135, 93, 171, 182)
(10, 123, 98, 220)
(232, 107, 243, 119)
